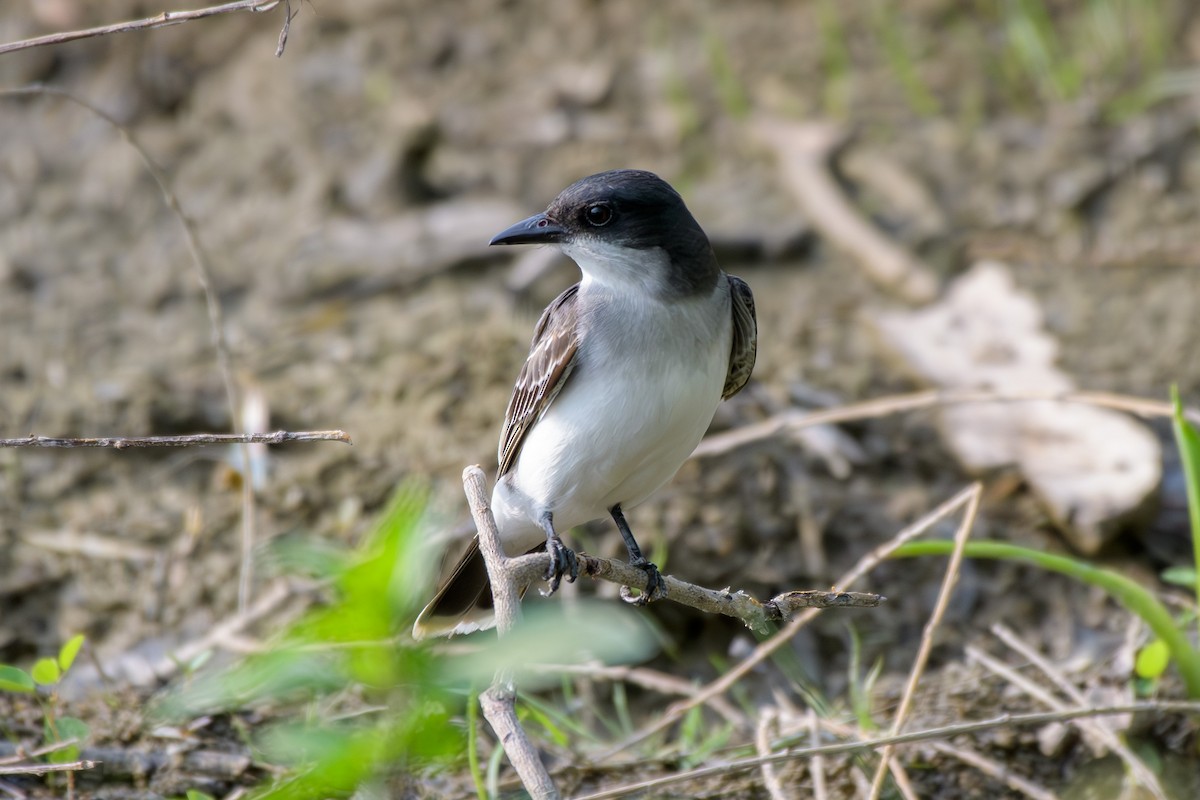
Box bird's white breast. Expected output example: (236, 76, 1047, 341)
(491, 261, 732, 553)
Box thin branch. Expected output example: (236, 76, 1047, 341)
(463, 466, 560, 800)
(0, 1, 288, 57)
(0, 740, 81, 767)
(0, 761, 97, 777)
(571, 702, 1200, 800)
(693, 388, 1200, 460)
(486, 548, 881, 632)
(0, 431, 351, 448)
(868, 483, 982, 798)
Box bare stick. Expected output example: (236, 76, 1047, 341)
(0, 431, 351, 448)
(463, 466, 560, 800)
(573, 701, 1200, 800)
(752, 118, 938, 303)
(490, 550, 880, 632)
(868, 484, 982, 798)
(0, 760, 97, 776)
(150, 579, 295, 679)
(693, 388, 1200, 459)
(599, 483, 978, 761)
(0, 1, 290, 57)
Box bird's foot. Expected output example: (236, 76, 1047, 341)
(540, 535, 579, 596)
(620, 558, 667, 607)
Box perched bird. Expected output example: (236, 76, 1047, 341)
(413, 169, 756, 638)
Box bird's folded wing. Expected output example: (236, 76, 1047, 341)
(498, 283, 582, 476)
(723, 274, 757, 399)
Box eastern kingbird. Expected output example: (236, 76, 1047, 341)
(414, 169, 757, 638)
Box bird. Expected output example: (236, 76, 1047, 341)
(413, 169, 757, 638)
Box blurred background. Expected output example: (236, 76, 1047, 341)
(1, 0, 1200, 796)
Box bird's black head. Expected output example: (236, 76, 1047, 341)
(490, 169, 720, 297)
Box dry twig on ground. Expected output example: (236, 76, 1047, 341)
(0, 1, 295, 57)
(0, 431, 351, 448)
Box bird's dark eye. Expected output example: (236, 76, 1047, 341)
(584, 204, 613, 227)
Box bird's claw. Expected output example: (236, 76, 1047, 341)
(620, 559, 667, 606)
(540, 536, 579, 596)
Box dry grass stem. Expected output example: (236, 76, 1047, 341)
(693, 388, 1200, 459)
(600, 483, 980, 761)
(867, 483, 982, 799)
(988, 624, 1167, 800)
(573, 702, 1200, 800)
(751, 118, 938, 302)
(0, 1, 290, 57)
(463, 466, 560, 800)
(151, 579, 295, 680)
(755, 709, 792, 800)
(930, 741, 1058, 800)
(807, 709, 828, 800)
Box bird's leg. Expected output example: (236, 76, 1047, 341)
(610, 505, 667, 606)
(538, 511, 578, 596)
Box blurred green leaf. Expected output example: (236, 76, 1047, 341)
(187, 791, 216, 800)
(1136, 639, 1170, 680)
(1161, 566, 1199, 588)
(0, 665, 35, 694)
(1170, 386, 1200, 633)
(31, 657, 61, 686)
(444, 604, 656, 689)
(46, 716, 89, 763)
(58, 634, 85, 672)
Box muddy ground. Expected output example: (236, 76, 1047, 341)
(2, 1, 1200, 798)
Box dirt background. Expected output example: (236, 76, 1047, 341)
(2, 1, 1200, 798)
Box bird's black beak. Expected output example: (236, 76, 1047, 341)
(489, 213, 565, 246)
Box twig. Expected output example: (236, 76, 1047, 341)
(0, 761, 96, 777)
(0, 1, 289, 57)
(488, 551, 879, 631)
(0, 85, 261, 614)
(692, 388, 1200, 459)
(751, 117, 938, 303)
(0, 740, 80, 767)
(599, 483, 978, 761)
(463, 466, 560, 800)
(929, 742, 1058, 800)
(150, 579, 296, 679)
(570, 702, 1200, 800)
(867, 483, 982, 799)
(986, 624, 1167, 800)
(0, 431, 352, 448)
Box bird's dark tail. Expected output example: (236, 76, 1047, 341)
(412, 538, 497, 639)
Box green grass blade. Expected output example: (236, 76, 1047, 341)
(893, 540, 1200, 698)
(1170, 385, 1200, 638)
